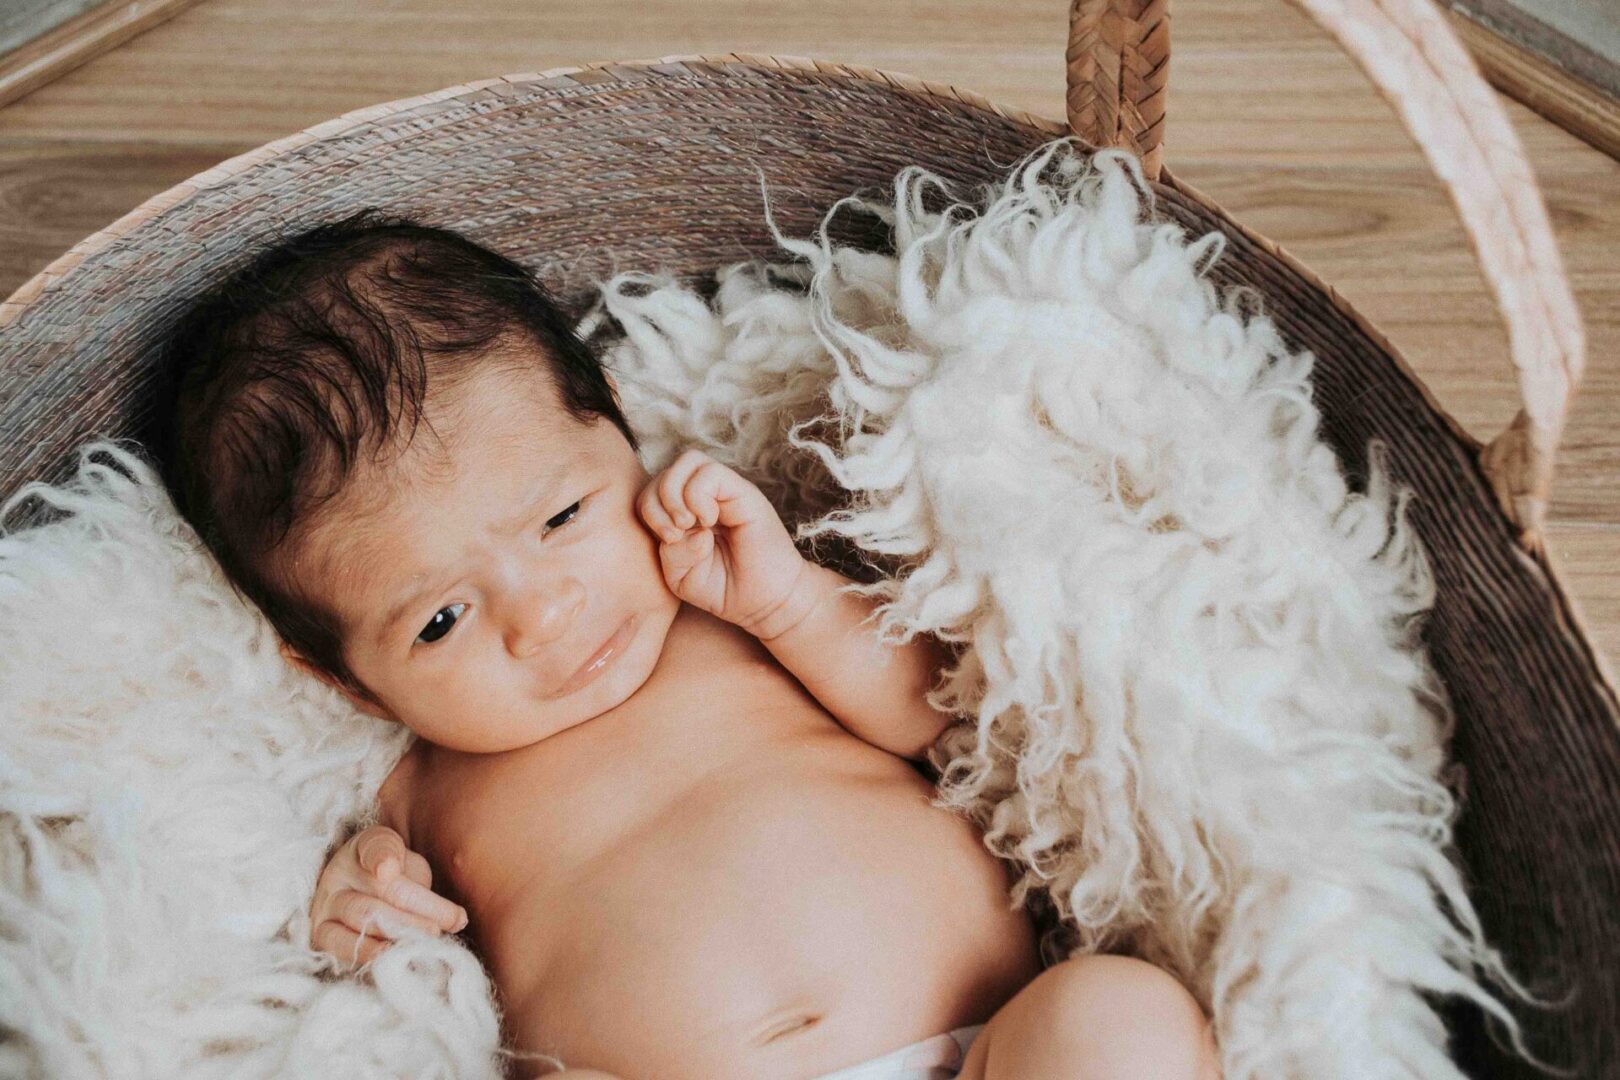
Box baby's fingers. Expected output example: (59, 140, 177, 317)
(332, 887, 445, 940)
(680, 462, 726, 529)
(353, 826, 408, 883)
(660, 527, 715, 586)
(657, 451, 707, 530)
(402, 849, 433, 888)
(682, 459, 762, 530)
(637, 478, 682, 543)
(382, 873, 469, 933)
(312, 919, 390, 969)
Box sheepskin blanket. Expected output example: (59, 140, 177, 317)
(0, 140, 1521, 1079)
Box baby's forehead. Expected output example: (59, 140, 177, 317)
(346, 360, 576, 486)
(291, 408, 594, 596)
(297, 450, 473, 572)
(284, 477, 412, 601)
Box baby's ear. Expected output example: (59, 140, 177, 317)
(278, 640, 322, 681)
(278, 642, 393, 721)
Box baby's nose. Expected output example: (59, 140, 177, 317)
(503, 576, 586, 658)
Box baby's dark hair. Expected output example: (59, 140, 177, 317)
(160, 209, 638, 700)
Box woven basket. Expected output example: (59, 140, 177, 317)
(0, 0, 1614, 1074)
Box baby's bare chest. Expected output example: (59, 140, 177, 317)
(386, 660, 1038, 1075)
(400, 644, 839, 888)
(403, 654, 931, 928)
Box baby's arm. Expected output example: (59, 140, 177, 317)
(753, 559, 957, 759)
(640, 449, 956, 760)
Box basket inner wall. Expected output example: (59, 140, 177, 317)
(1155, 189, 1620, 1077)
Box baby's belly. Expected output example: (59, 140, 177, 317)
(485, 745, 1041, 1079)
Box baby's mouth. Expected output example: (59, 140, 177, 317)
(553, 615, 636, 697)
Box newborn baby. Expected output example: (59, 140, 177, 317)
(162, 211, 1220, 1080)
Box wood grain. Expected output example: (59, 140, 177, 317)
(0, 0, 1614, 661)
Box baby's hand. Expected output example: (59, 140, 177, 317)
(309, 825, 468, 968)
(637, 449, 809, 637)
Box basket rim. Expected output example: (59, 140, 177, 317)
(0, 46, 1487, 462)
(0, 46, 1482, 460)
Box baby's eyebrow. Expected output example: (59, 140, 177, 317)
(376, 573, 453, 644)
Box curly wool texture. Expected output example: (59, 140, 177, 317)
(0, 450, 510, 1079)
(0, 139, 1524, 1079)
(593, 141, 1527, 1079)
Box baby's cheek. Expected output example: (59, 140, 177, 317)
(626, 520, 681, 603)
(437, 656, 528, 753)
(627, 508, 664, 559)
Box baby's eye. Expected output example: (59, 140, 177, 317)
(416, 602, 466, 645)
(544, 501, 582, 533)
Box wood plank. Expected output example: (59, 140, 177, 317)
(1543, 523, 1620, 678)
(0, 138, 245, 289)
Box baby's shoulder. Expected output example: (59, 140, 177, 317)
(376, 738, 427, 842)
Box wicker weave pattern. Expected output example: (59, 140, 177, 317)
(1066, 0, 1170, 180)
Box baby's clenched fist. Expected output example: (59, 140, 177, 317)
(309, 825, 467, 968)
(636, 449, 810, 639)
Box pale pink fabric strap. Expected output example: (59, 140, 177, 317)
(1284, 0, 1586, 552)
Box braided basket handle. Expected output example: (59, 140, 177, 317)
(1065, 0, 1586, 555)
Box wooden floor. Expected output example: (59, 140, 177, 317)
(0, 0, 1616, 662)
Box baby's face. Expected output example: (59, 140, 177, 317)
(286, 362, 680, 753)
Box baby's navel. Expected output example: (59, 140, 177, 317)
(752, 1010, 822, 1047)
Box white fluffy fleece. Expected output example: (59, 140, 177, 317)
(0, 450, 507, 1078)
(0, 139, 1521, 1079)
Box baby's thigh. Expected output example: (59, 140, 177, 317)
(956, 955, 1220, 1080)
